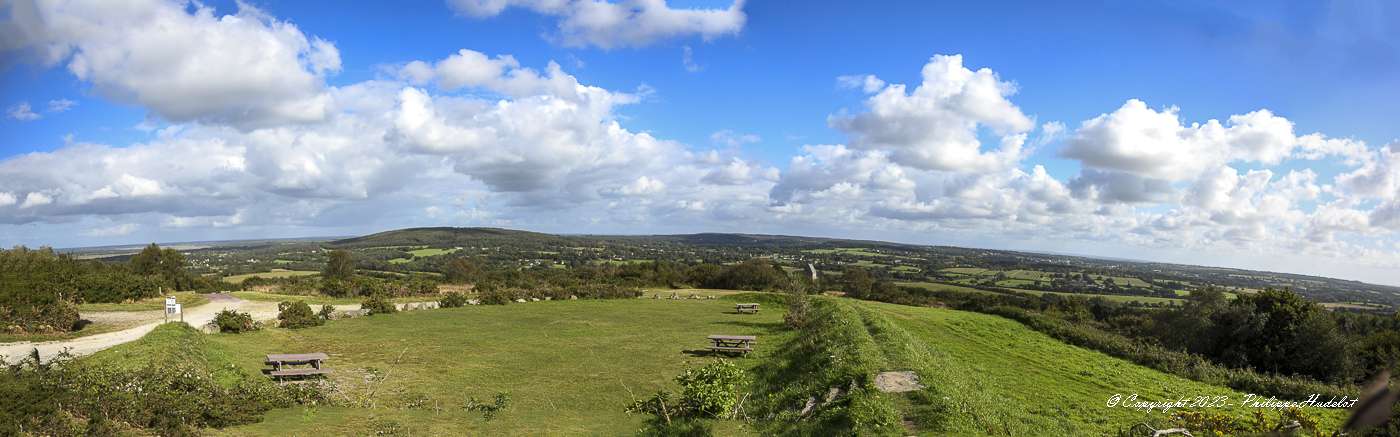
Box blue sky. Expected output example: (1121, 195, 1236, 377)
(2, 0, 1399, 285)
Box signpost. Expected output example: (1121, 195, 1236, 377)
(165, 296, 181, 323)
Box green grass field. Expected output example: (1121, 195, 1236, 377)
(77, 291, 209, 312)
(855, 299, 1345, 434)
(803, 247, 893, 257)
(406, 247, 460, 258)
(1009, 288, 1182, 305)
(894, 281, 999, 295)
(175, 297, 786, 435)
(228, 291, 429, 305)
(894, 281, 1181, 305)
(941, 267, 990, 275)
(223, 269, 320, 283)
(71, 293, 1345, 435)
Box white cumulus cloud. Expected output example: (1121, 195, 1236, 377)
(446, 0, 747, 49)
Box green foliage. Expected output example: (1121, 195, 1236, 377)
(628, 361, 748, 435)
(674, 360, 749, 417)
(362, 294, 398, 315)
(129, 243, 196, 290)
(444, 257, 482, 284)
(323, 249, 355, 282)
(1167, 408, 1325, 437)
(439, 291, 468, 308)
(214, 309, 259, 333)
(463, 392, 512, 420)
(1, 246, 171, 333)
(277, 300, 324, 329)
(0, 324, 326, 435)
(318, 304, 336, 320)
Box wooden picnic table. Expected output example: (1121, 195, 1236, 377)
(708, 335, 757, 355)
(265, 353, 331, 379)
(735, 303, 760, 314)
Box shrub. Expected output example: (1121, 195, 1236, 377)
(464, 392, 511, 420)
(477, 285, 518, 305)
(213, 309, 259, 333)
(318, 304, 336, 320)
(439, 292, 468, 308)
(362, 294, 398, 315)
(629, 360, 749, 420)
(277, 300, 323, 329)
(0, 325, 327, 435)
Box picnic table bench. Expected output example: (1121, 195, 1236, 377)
(265, 353, 331, 380)
(708, 335, 757, 355)
(735, 303, 760, 314)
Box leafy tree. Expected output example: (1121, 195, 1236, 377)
(840, 266, 875, 298)
(444, 257, 481, 284)
(323, 249, 355, 282)
(129, 243, 162, 276)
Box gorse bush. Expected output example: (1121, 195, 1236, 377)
(214, 309, 259, 333)
(628, 360, 749, 433)
(277, 300, 323, 329)
(0, 324, 327, 435)
(439, 291, 468, 308)
(362, 294, 398, 315)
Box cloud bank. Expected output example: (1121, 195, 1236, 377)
(0, 0, 1397, 283)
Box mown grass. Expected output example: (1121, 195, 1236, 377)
(78, 291, 209, 312)
(202, 296, 787, 435)
(223, 269, 319, 283)
(858, 299, 1347, 435)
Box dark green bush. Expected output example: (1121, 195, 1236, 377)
(439, 292, 468, 308)
(362, 294, 398, 315)
(213, 309, 259, 333)
(277, 300, 323, 329)
(628, 360, 749, 429)
(0, 326, 327, 435)
(477, 285, 519, 305)
(318, 304, 336, 320)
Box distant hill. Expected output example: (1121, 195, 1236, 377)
(324, 226, 1400, 305)
(330, 227, 563, 248)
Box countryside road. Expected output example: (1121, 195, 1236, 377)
(0, 294, 427, 363)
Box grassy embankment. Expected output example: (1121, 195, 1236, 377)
(758, 296, 1346, 435)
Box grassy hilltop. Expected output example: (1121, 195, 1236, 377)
(74, 293, 1343, 435)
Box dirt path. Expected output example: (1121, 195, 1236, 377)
(0, 295, 441, 363)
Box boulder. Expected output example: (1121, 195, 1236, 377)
(530, 298, 541, 302)
(873, 371, 924, 393)
(514, 298, 528, 303)
(570, 295, 578, 300)
(468, 299, 481, 305)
